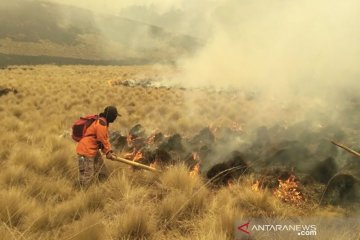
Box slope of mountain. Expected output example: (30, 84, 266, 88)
(0, 0, 201, 65)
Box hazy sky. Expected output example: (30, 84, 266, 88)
(49, 0, 216, 38)
(50, 0, 203, 14)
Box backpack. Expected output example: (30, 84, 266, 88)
(71, 115, 98, 142)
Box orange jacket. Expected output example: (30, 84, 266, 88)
(76, 117, 112, 157)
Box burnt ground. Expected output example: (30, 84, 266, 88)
(110, 119, 360, 208)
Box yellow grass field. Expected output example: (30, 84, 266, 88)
(0, 65, 356, 240)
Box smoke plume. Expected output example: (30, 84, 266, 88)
(170, 0, 360, 130)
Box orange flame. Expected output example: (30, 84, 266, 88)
(192, 152, 200, 161)
(273, 175, 304, 205)
(123, 151, 135, 160)
(190, 163, 200, 177)
(133, 151, 143, 162)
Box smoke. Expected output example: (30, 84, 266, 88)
(41, 0, 359, 130)
(171, 0, 360, 130)
(48, 0, 214, 38)
(177, 0, 360, 88)
(50, 0, 186, 14)
(27, 0, 360, 128)
(26, 0, 360, 93)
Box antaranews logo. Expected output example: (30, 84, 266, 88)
(237, 221, 251, 235)
(235, 220, 317, 239)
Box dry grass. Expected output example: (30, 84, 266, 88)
(0, 65, 353, 239)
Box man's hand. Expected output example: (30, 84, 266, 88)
(106, 151, 117, 160)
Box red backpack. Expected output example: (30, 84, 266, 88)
(71, 115, 98, 142)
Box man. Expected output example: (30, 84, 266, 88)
(76, 106, 120, 187)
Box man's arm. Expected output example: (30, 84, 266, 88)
(96, 119, 113, 156)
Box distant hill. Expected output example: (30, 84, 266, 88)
(0, 0, 201, 66)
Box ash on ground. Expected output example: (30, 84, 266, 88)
(110, 120, 360, 208)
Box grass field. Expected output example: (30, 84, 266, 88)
(0, 65, 357, 239)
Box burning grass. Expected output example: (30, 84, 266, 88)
(0, 65, 359, 239)
(273, 174, 304, 206)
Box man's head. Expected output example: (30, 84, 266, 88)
(102, 106, 121, 123)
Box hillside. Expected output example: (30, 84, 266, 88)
(0, 0, 201, 66)
(0, 65, 359, 239)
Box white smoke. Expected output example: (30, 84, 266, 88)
(46, 0, 360, 128)
(176, 0, 360, 90)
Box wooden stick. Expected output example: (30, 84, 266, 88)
(112, 156, 160, 172)
(331, 140, 360, 158)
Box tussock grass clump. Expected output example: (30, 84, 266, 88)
(158, 165, 209, 225)
(102, 170, 157, 221)
(111, 205, 156, 240)
(0, 225, 18, 240)
(83, 187, 108, 212)
(0, 188, 37, 227)
(48, 203, 80, 228)
(158, 191, 190, 224)
(130, 168, 161, 188)
(12, 106, 23, 119)
(230, 179, 300, 218)
(25, 176, 73, 203)
(23, 207, 53, 233)
(160, 164, 203, 194)
(234, 187, 286, 217)
(196, 188, 240, 238)
(2, 117, 23, 132)
(61, 212, 106, 240)
(313, 205, 348, 217)
(45, 149, 77, 179)
(103, 170, 135, 200)
(193, 178, 300, 238)
(9, 145, 44, 172)
(44, 135, 72, 153)
(0, 131, 17, 163)
(0, 165, 28, 188)
(43, 187, 106, 229)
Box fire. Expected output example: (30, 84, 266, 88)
(123, 149, 143, 162)
(273, 174, 304, 205)
(123, 151, 134, 159)
(189, 151, 201, 177)
(133, 151, 143, 162)
(190, 163, 200, 177)
(251, 180, 261, 192)
(192, 152, 199, 161)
